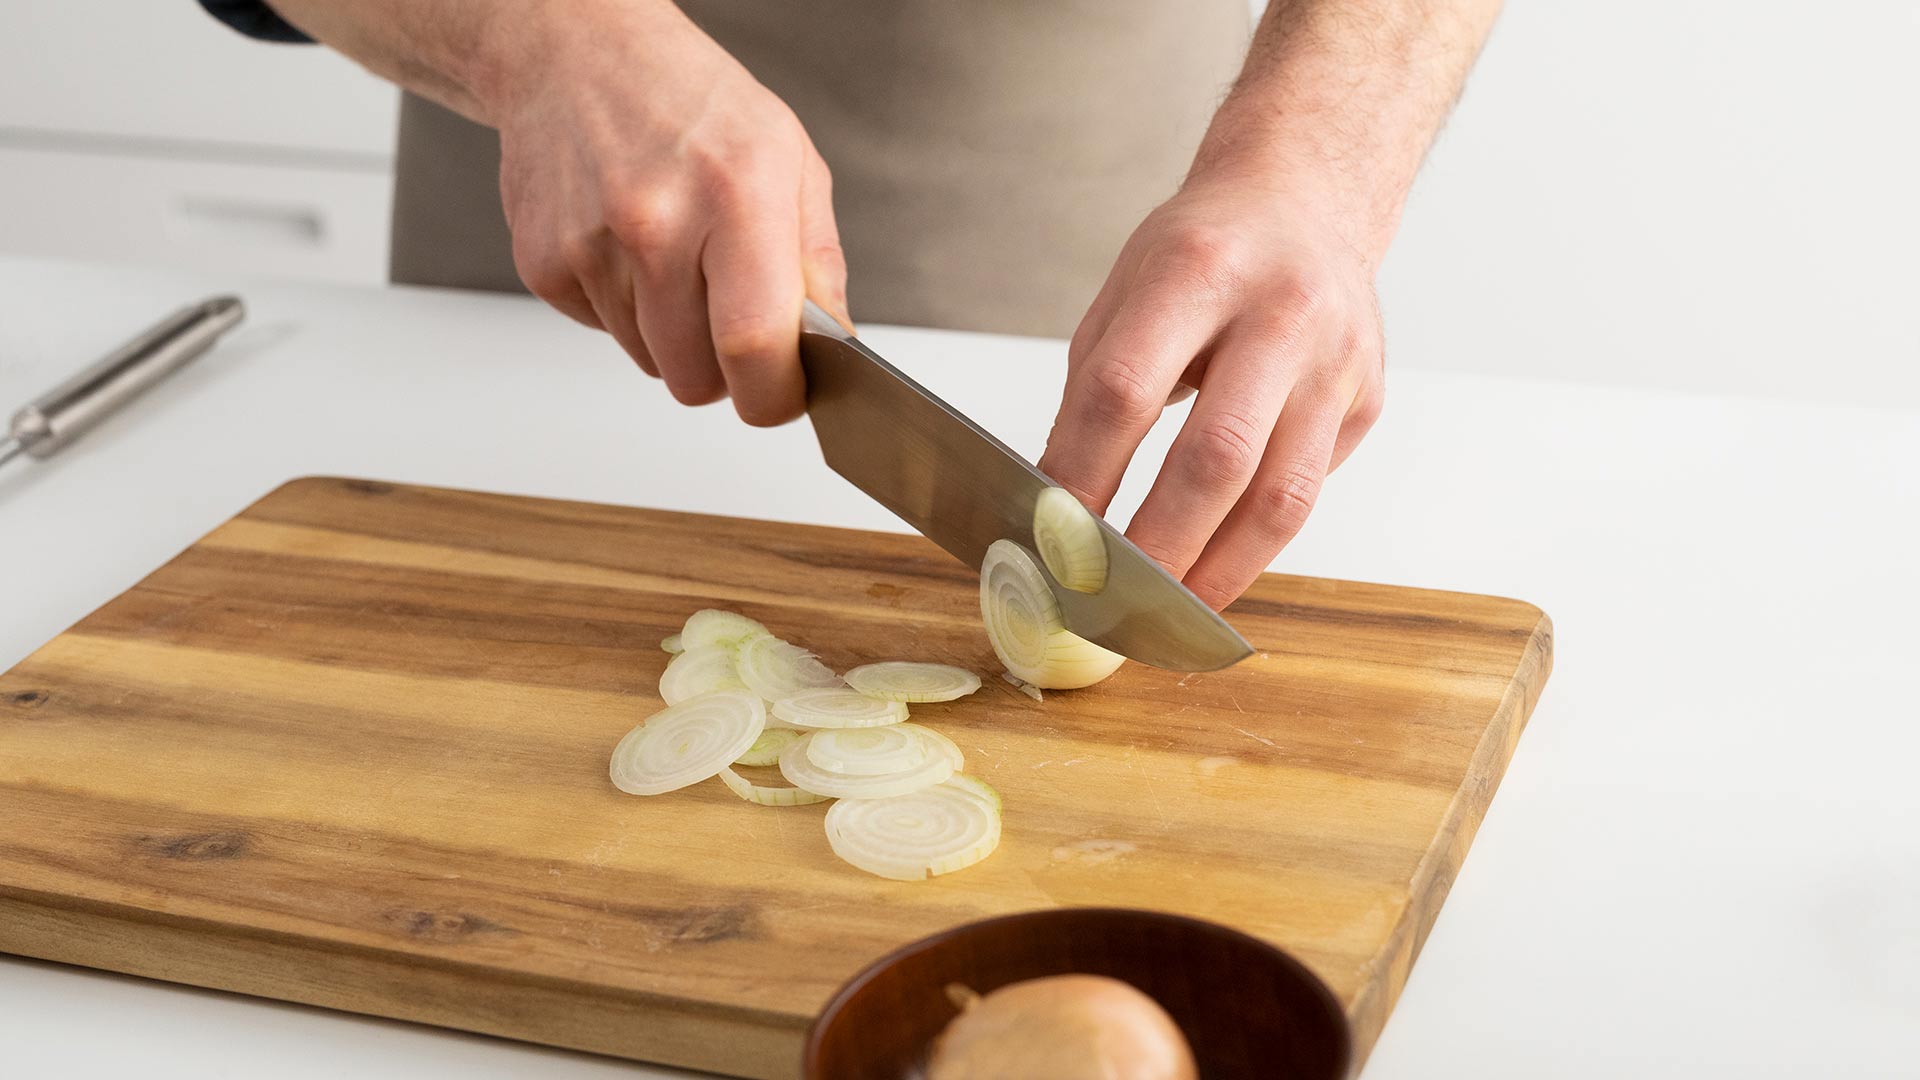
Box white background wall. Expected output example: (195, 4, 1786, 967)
(1380, 0, 1920, 408)
(0, 2, 1914, 405)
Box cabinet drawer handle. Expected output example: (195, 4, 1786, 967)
(173, 196, 326, 247)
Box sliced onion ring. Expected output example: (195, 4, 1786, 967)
(659, 645, 746, 705)
(843, 662, 982, 703)
(1032, 487, 1109, 593)
(718, 765, 829, 806)
(779, 730, 954, 800)
(824, 781, 1002, 880)
(680, 609, 770, 650)
(737, 636, 842, 700)
(735, 727, 802, 767)
(609, 690, 765, 796)
(944, 773, 1002, 812)
(773, 687, 908, 729)
(661, 633, 684, 654)
(807, 725, 931, 775)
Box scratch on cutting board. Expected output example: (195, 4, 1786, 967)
(1051, 838, 1138, 866)
(1196, 755, 1239, 776)
(1231, 726, 1276, 748)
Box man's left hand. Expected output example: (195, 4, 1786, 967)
(1038, 170, 1386, 610)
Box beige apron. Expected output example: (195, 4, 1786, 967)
(391, 1, 1251, 338)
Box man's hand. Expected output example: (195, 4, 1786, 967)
(266, 0, 846, 426)
(489, 3, 846, 425)
(1041, 0, 1501, 609)
(1040, 172, 1383, 611)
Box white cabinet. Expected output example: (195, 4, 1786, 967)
(0, 2, 399, 283)
(0, 146, 391, 284)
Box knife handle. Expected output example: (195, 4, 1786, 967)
(801, 298, 853, 341)
(7, 296, 245, 461)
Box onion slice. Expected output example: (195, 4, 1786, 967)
(825, 781, 1002, 880)
(807, 725, 932, 775)
(919, 725, 965, 772)
(944, 773, 1003, 812)
(661, 633, 684, 654)
(680, 609, 770, 650)
(773, 687, 908, 729)
(659, 645, 748, 705)
(735, 727, 802, 767)
(844, 662, 982, 703)
(717, 765, 829, 806)
(610, 690, 765, 795)
(779, 730, 954, 799)
(737, 636, 842, 700)
(979, 539, 1125, 689)
(1032, 487, 1108, 593)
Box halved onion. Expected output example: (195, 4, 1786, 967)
(773, 687, 908, 729)
(1032, 487, 1108, 593)
(680, 608, 771, 650)
(979, 540, 1125, 689)
(844, 662, 982, 703)
(659, 645, 747, 705)
(825, 780, 1003, 880)
(808, 725, 931, 775)
(718, 765, 829, 806)
(661, 633, 684, 654)
(737, 636, 843, 700)
(609, 690, 765, 795)
(779, 730, 954, 799)
(735, 727, 802, 767)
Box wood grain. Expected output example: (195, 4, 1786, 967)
(0, 477, 1552, 1078)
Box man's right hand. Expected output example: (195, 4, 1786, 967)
(476, 0, 847, 425)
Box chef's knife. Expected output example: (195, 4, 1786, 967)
(798, 300, 1252, 672)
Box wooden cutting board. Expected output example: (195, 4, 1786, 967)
(0, 478, 1551, 1078)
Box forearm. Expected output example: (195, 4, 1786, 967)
(1195, 0, 1503, 262)
(261, 0, 684, 125)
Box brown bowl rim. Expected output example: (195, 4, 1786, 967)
(802, 905, 1354, 1078)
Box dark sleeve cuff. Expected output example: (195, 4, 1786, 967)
(197, 0, 313, 44)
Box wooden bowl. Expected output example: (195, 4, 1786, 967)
(804, 907, 1352, 1079)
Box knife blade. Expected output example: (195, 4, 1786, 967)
(798, 300, 1252, 672)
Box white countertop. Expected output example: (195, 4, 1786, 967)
(2, 255, 1916, 1078)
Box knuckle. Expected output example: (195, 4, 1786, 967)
(1129, 535, 1187, 577)
(1182, 414, 1266, 486)
(805, 239, 847, 274)
(1350, 381, 1386, 429)
(1081, 360, 1164, 427)
(1188, 576, 1239, 612)
(693, 144, 784, 209)
(1330, 320, 1366, 366)
(606, 190, 682, 253)
(1274, 272, 1332, 321)
(1252, 465, 1323, 538)
(557, 233, 601, 280)
(511, 244, 575, 303)
(1147, 225, 1245, 294)
(805, 147, 835, 194)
